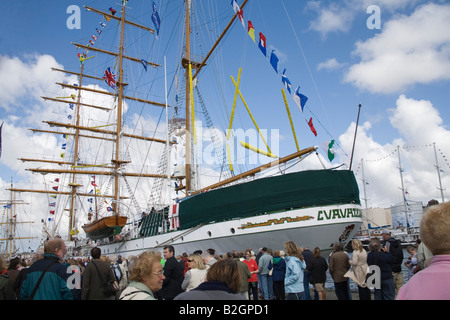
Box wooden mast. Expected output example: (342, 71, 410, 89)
(0, 181, 35, 258)
(183, 0, 249, 194)
(12, 4, 163, 240)
(6, 187, 129, 199)
(184, 0, 193, 194)
(67, 61, 84, 241)
(111, 3, 127, 218)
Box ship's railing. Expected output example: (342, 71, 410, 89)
(139, 206, 170, 237)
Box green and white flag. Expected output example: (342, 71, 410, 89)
(322, 140, 335, 162)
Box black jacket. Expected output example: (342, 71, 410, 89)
(384, 237, 404, 273)
(158, 256, 184, 299)
(309, 256, 328, 284)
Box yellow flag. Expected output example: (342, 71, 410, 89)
(248, 21, 256, 42)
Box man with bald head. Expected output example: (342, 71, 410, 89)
(20, 238, 73, 300)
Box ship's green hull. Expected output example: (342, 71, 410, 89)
(139, 170, 360, 237)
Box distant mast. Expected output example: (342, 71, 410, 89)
(433, 142, 445, 203)
(397, 145, 410, 231)
(0, 180, 35, 258)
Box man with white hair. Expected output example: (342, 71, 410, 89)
(202, 248, 217, 269)
(20, 238, 73, 300)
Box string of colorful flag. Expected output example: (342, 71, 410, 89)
(87, 176, 113, 220)
(48, 177, 60, 218)
(230, 1, 335, 161)
(47, 2, 148, 218)
(76, 1, 161, 92)
(353, 143, 450, 180)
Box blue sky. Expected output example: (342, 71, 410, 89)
(1, 0, 450, 251)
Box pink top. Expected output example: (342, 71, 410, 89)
(397, 254, 450, 300)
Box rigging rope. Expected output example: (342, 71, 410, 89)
(279, 0, 348, 158)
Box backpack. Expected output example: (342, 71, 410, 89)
(112, 263, 123, 282)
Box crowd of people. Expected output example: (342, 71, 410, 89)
(1, 201, 449, 300)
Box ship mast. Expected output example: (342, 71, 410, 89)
(0, 181, 35, 258)
(9, 4, 166, 240)
(111, 3, 127, 218)
(397, 145, 410, 232)
(433, 142, 445, 203)
(184, 0, 193, 193)
(183, 0, 248, 194)
(67, 62, 84, 241)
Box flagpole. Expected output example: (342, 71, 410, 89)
(349, 103, 362, 171)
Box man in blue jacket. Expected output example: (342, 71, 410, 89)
(20, 238, 73, 300)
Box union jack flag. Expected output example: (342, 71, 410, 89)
(103, 67, 116, 90)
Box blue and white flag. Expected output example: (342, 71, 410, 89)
(141, 59, 148, 71)
(281, 69, 292, 94)
(293, 86, 308, 112)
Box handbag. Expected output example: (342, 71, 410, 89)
(92, 261, 119, 297)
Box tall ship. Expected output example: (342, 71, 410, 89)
(9, 0, 363, 257)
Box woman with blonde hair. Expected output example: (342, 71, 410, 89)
(345, 239, 371, 300)
(119, 251, 165, 300)
(283, 241, 306, 300)
(181, 254, 207, 291)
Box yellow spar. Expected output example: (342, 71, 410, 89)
(281, 88, 300, 153)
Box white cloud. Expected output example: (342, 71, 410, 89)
(337, 95, 450, 208)
(358, 0, 420, 12)
(344, 3, 450, 93)
(0, 54, 65, 112)
(306, 0, 421, 38)
(317, 58, 345, 71)
(306, 1, 354, 37)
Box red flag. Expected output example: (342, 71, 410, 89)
(307, 118, 317, 136)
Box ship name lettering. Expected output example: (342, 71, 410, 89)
(318, 208, 362, 221)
